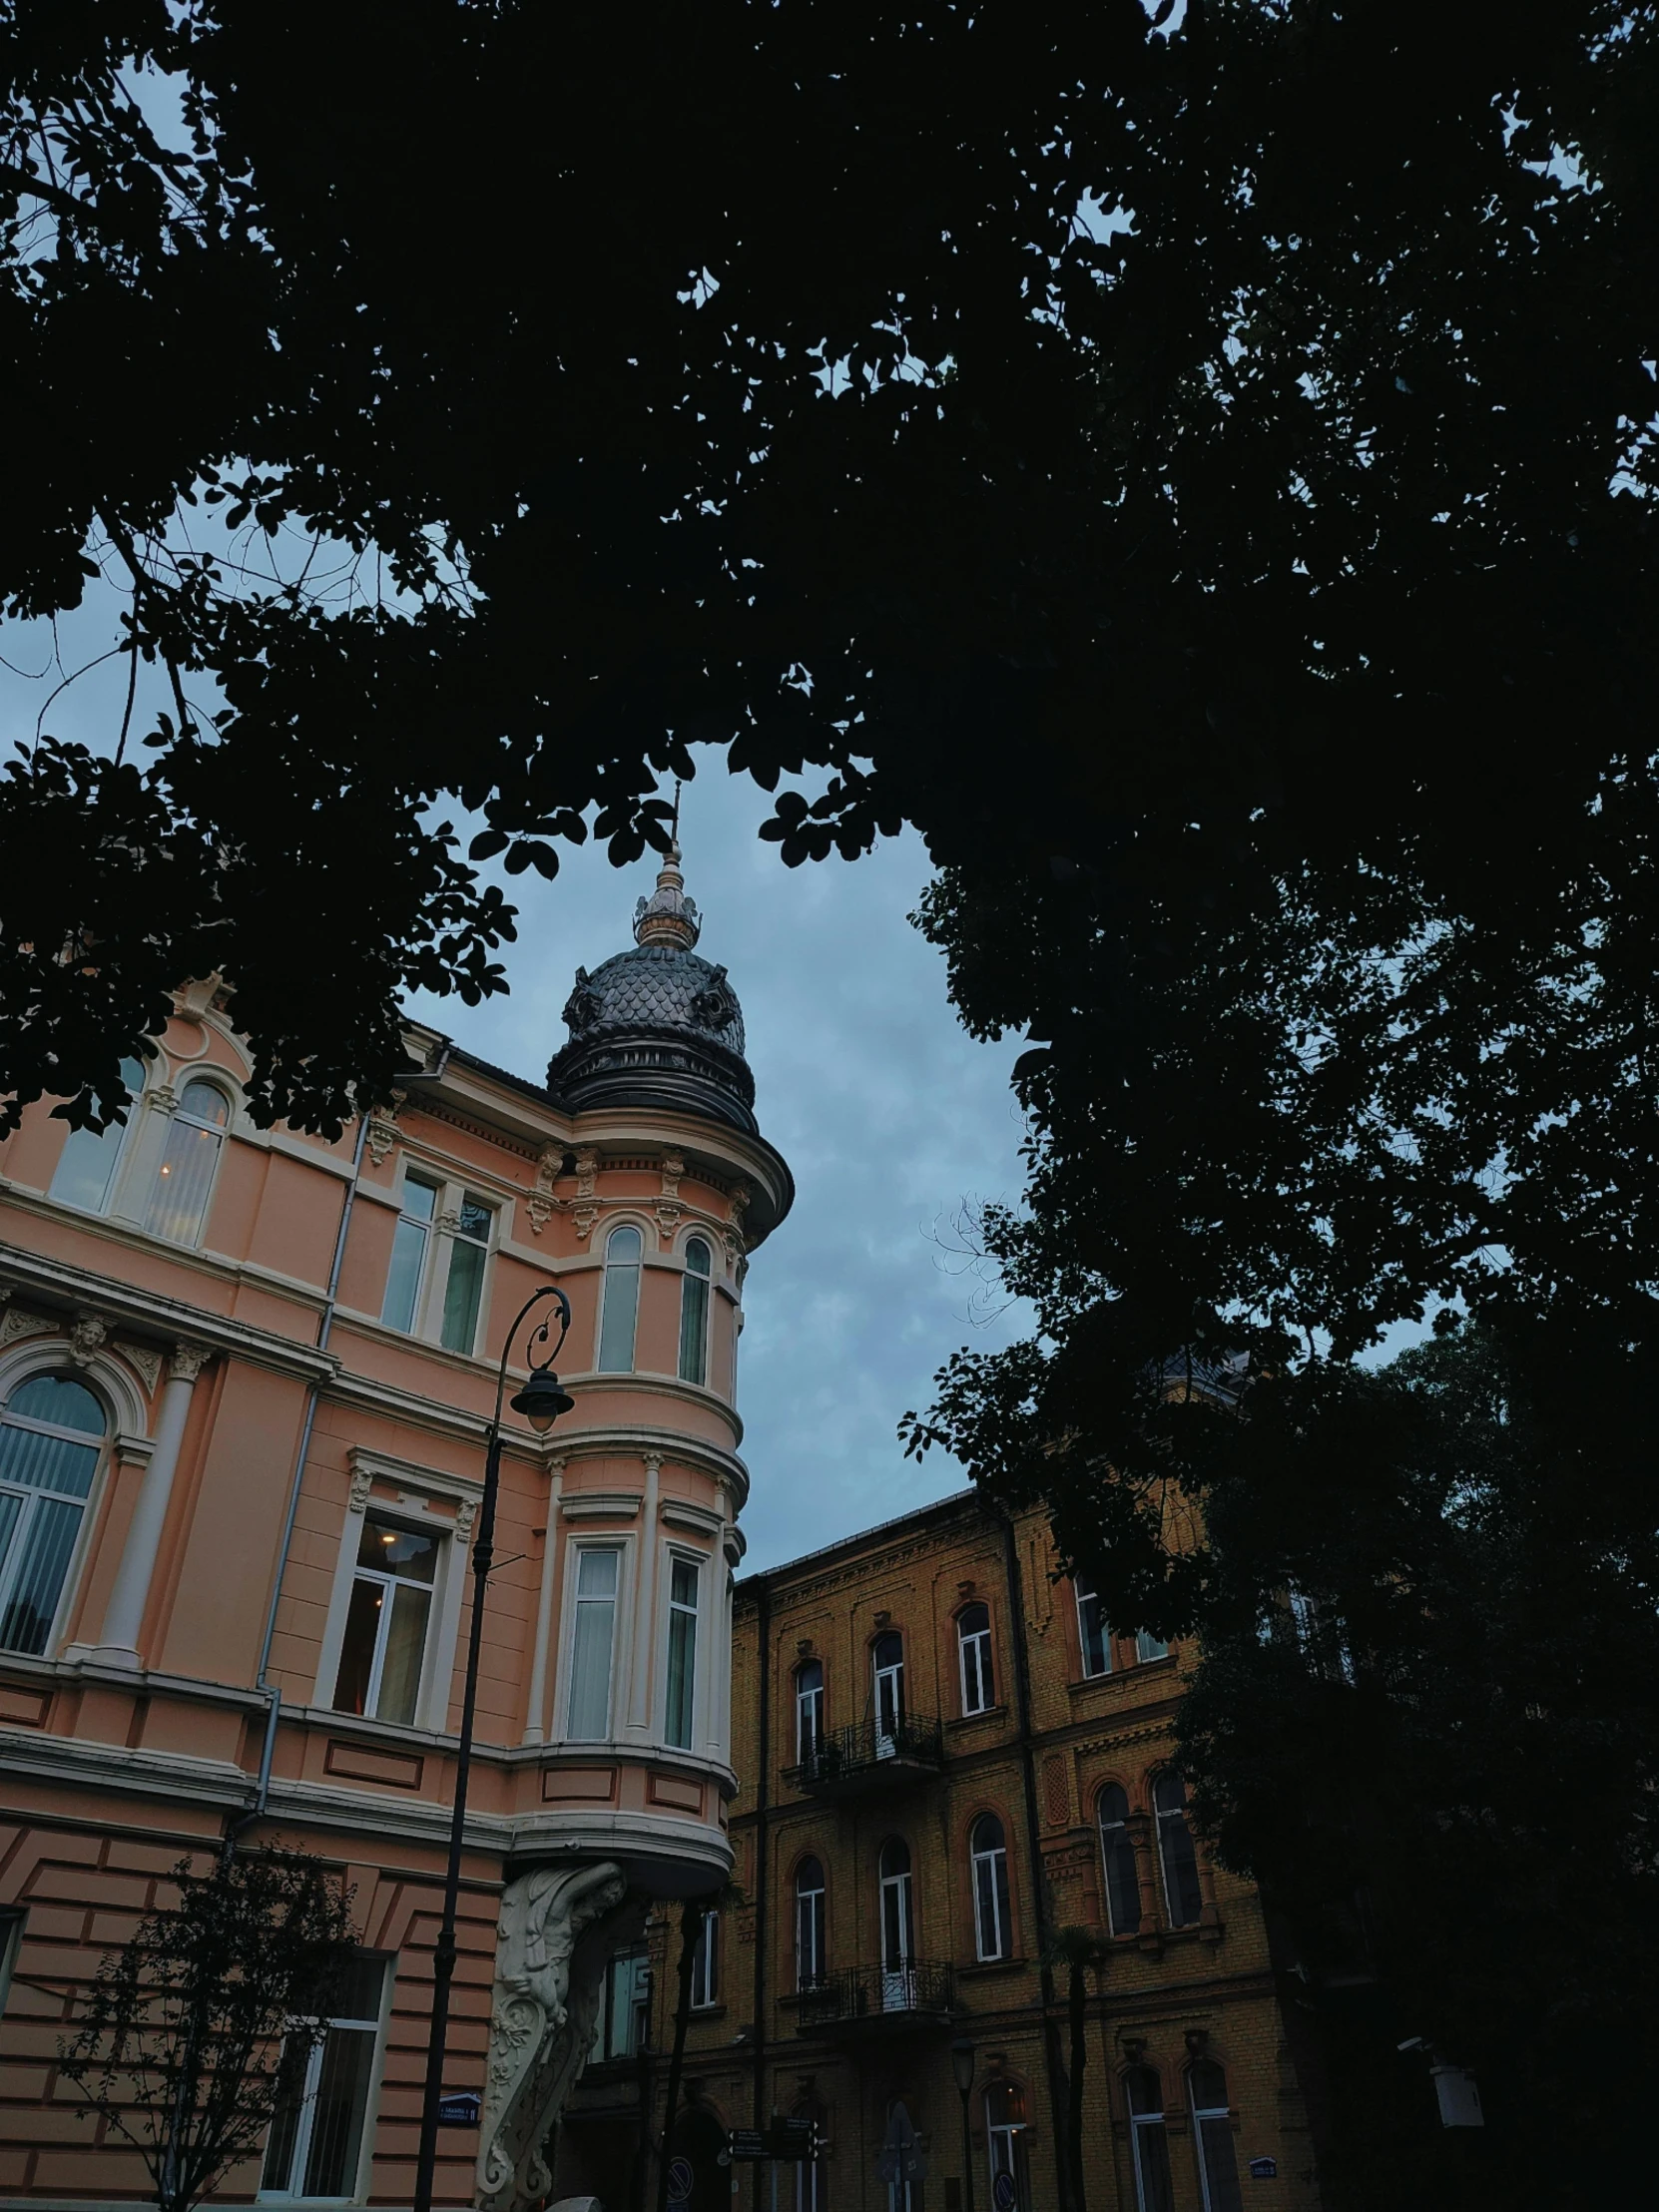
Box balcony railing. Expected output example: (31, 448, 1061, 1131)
(797, 1960, 955, 2034)
(784, 1714, 944, 1797)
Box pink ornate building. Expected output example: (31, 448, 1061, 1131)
(0, 847, 791, 2207)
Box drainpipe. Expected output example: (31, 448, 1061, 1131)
(228, 1050, 448, 1847)
(999, 1503, 1075, 2212)
(750, 1573, 772, 2207)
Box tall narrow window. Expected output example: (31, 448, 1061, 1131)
(50, 1056, 145, 1214)
(146, 1078, 229, 1246)
(986, 2080, 1029, 2211)
(691, 1909, 720, 2009)
(1075, 1574, 1111, 1678)
(872, 1630, 904, 1757)
(665, 1554, 700, 1748)
(330, 1517, 439, 1728)
(1098, 1783, 1143, 1936)
(970, 1813, 1012, 1961)
(382, 1175, 438, 1334)
(0, 1374, 104, 1657)
(1136, 1628, 1170, 1663)
(877, 1837, 914, 2011)
(678, 1236, 712, 1384)
(957, 1601, 994, 1715)
(796, 1658, 825, 1762)
(597, 1224, 643, 1372)
(260, 1955, 384, 2201)
(1126, 2067, 1174, 2212)
(1190, 2059, 1244, 2212)
(1154, 1771, 1204, 1928)
(439, 1195, 492, 1354)
(795, 1857, 827, 1989)
(567, 1547, 620, 1740)
(592, 1945, 651, 2060)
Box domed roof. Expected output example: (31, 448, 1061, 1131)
(546, 846, 757, 1131)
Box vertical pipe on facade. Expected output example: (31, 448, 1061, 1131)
(1000, 1503, 1077, 2209)
(750, 1572, 772, 2203)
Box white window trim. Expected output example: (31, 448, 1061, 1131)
(1075, 1575, 1112, 1679)
(46, 1055, 151, 1220)
(594, 1218, 651, 1373)
(556, 1533, 636, 1746)
(113, 1070, 239, 1247)
(0, 1351, 139, 1662)
(970, 1827, 1009, 1961)
(957, 1610, 993, 1714)
(313, 1453, 476, 1734)
(661, 1544, 704, 1751)
(690, 1908, 720, 2010)
(384, 1163, 498, 1355)
(256, 1955, 391, 2206)
(795, 1662, 825, 1762)
(677, 1233, 714, 1385)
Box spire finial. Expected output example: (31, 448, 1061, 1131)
(633, 805, 701, 950)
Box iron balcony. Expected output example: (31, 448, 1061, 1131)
(783, 1714, 945, 1798)
(796, 1961, 955, 2036)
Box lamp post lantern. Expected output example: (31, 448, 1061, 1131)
(951, 2036, 978, 2212)
(411, 1285, 575, 2212)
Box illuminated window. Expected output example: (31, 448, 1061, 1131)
(330, 1516, 439, 1728)
(597, 1224, 643, 1371)
(0, 1375, 105, 1657)
(957, 1601, 994, 1714)
(146, 1078, 229, 1246)
(986, 2079, 1029, 2211)
(49, 1056, 145, 1214)
(678, 1236, 712, 1384)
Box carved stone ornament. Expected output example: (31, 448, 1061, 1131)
(654, 1200, 683, 1248)
(67, 1312, 109, 1369)
(571, 1145, 601, 1243)
(364, 1104, 401, 1170)
(0, 1307, 56, 1351)
(660, 1151, 685, 1201)
(146, 1083, 180, 1118)
(347, 1466, 373, 1513)
(455, 1496, 477, 1541)
(475, 1862, 641, 2212)
(167, 1342, 211, 1385)
(115, 1340, 164, 1396)
(722, 1176, 752, 1264)
(527, 1145, 564, 1238)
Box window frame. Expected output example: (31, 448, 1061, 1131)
(795, 1857, 828, 1991)
(663, 1547, 702, 1750)
(48, 1055, 148, 1217)
(969, 1812, 1012, 1962)
(563, 1539, 626, 1743)
(957, 1601, 995, 1716)
(1189, 2060, 1244, 2212)
(985, 2080, 1029, 2212)
(437, 1191, 496, 1356)
(1135, 1628, 1171, 1664)
(381, 1170, 441, 1336)
(257, 1954, 389, 2206)
(677, 1234, 713, 1385)
(144, 1074, 234, 1248)
(314, 1465, 472, 1736)
(872, 1630, 905, 1752)
(795, 1658, 825, 1763)
(0, 1906, 25, 2015)
(328, 1512, 444, 1730)
(0, 1370, 110, 1661)
(1126, 2067, 1175, 2212)
(1097, 1782, 1143, 1937)
(690, 1908, 720, 2010)
(1154, 1770, 1205, 1929)
(592, 1942, 651, 2062)
(1074, 1573, 1112, 1679)
(596, 1221, 646, 1373)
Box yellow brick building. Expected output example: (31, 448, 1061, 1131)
(553, 1488, 1322, 2212)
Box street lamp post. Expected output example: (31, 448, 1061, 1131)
(411, 1285, 576, 2212)
(951, 2036, 978, 2212)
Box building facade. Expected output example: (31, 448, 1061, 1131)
(573, 1490, 1321, 2212)
(0, 847, 790, 2207)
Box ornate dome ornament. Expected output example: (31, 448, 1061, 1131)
(546, 840, 757, 1131)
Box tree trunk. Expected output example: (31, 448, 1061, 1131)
(1067, 1960, 1088, 2212)
(655, 1902, 702, 2212)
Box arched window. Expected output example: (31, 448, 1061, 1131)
(678, 1236, 712, 1385)
(1126, 2067, 1174, 2212)
(1075, 1572, 1111, 1678)
(1098, 1783, 1142, 1936)
(794, 1857, 827, 1990)
(596, 1223, 643, 1371)
(985, 2080, 1028, 2210)
(1189, 2058, 1244, 2212)
(795, 1658, 825, 1762)
(146, 1078, 229, 1245)
(872, 1629, 904, 1756)
(1136, 1628, 1170, 1663)
(970, 1813, 1012, 1961)
(0, 1373, 105, 1656)
(957, 1600, 994, 1715)
(1154, 1771, 1204, 1928)
(50, 1056, 146, 1215)
(877, 1837, 914, 2008)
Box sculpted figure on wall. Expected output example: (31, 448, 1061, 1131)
(475, 1860, 643, 2212)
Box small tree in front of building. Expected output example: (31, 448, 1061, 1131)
(59, 1845, 359, 2212)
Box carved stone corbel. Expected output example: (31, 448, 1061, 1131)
(475, 1862, 643, 2212)
(364, 1099, 402, 1170)
(67, 1312, 110, 1369)
(347, 1466, 373, 1514)
(527, 1144, 564, 1238)
(570, 1147, 600, 1242)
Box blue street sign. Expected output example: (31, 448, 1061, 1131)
(993, 2173, 1017, 2211)
(1249, 2156, 1279, 2180)
(668, 2157, 694, 2201)
(436, 2091, 481, 2127)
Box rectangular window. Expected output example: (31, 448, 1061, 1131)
(439, 1196, 492, 1354)
(330, 1517, 440, 1728)
(1075, 1575, 1111, 1678)
(691, 1910, 719, 2009)
(260, 1955, 385, 2201)
(49, 1057, 145, 1214)
(567, 1547, 620, 1741)
(1136, 1630, 1170, 1663)
(0, 1907, 24, 2014)
(382, 1176, 438, 1334)
(665, 1555, 700, 1749)
(593, 1945, 651, 2060)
